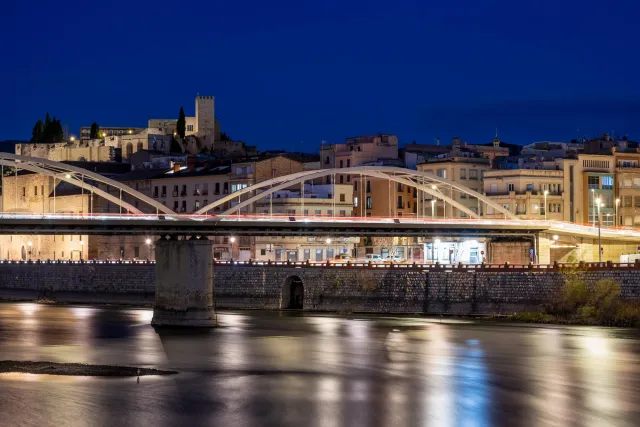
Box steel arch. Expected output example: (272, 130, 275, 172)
(196, 166, 517, 220)
(0, 153, 174, 215)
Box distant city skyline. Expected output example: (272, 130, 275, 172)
(3, 1, 639, 150)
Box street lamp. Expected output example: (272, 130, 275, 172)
(145, 238, 151, 259)
(590, 189, 595, 226)
(325, 238, 332, 244)
(596, 198, 602, 262)
(543, 190, 549, 220)
(230, 237, 236, 243)
(434, 238, 441, 263)
(615, 198, 620, 227)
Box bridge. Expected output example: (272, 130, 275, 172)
(1, 154, 639, 327)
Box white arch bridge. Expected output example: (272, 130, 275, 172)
(0, 154, 637, 242)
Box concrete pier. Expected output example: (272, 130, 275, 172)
(151, 237, 216, 327)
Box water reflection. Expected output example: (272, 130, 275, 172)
(0, 303, 638, 427)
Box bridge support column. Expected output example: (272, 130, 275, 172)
(151, 237, 216, 327)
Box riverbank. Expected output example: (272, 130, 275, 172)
(0, 361, 177, 377)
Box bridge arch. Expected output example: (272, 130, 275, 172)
(195, 166, 516, 220)
(0, 153, 174, 215)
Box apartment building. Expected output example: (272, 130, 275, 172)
(483, 169, 566, 220)
(417, 153, 491, 217)
(253, 184, 357, 261)
(614, 151, 640, 226)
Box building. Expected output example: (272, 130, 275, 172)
(483, 169, 566, 220)
(417, 153, 491, 218)
(615, 151, 640, 226)
(253, 184, 357, 262)
(79, 126, 144, 141)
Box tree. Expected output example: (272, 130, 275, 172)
(31, 120, 44, 142)
(220, 131, 232, 141)
(90, 122, 100, 139)
(177, 106, 186, 139)
(51, 117, 64, 142)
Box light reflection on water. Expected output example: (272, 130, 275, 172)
(0, 303, 638, 427)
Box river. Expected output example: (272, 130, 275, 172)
(0, 302, 638, 426)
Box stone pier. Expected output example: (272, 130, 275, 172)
(151, 237, 216, 327)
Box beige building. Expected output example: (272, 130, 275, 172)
(417, 154, 491, 217)
(483, 169, 566, 220)
(615, 151, 640, 226)
(253, 184, 356, 262)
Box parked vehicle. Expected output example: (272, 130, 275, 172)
(620, 254, 640, 263)
(331, 254, 352, 263)
(382, 255, 404, 263)
(364, 254, 383, 263)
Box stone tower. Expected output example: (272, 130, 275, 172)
(195, 95, 215, 136)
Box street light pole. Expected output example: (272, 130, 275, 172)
(543, 190, 549, 220)
(596, 198, 602, 262)
(431, 199, 435, 220)
(615, 198, 620, 227)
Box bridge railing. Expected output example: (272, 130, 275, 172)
(213, 259, 640, 272)
(0, 259, 638, 271)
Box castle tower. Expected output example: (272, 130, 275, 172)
(195, 95, 215, 136)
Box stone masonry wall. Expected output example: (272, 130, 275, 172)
(0, 263, 639, 315)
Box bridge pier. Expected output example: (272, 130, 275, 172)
(151, 237, 216, 327)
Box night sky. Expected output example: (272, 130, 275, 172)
(3, 0, 639, 151)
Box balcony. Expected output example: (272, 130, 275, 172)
(180, 191, 187, 197)
(172, 191, 178, 197)
(160, 193, 166, 198)
(193, 190, 201, 196)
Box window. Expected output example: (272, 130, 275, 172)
(194, 184, 200, 195)
(397, 195, 403, 209)
(326, 248, 334, 259)
(202, 183, 208, 196)
(460, 169, 466, 179)
(346, 175, 350, 182)
(624, 196, 632, 207)
(366, 196, 372, 209)
(173, 185, 178, 197)
(303, 209, 309, 215)
(181, 185, 187, 196)
(315, 210, 321, 215)
(187, 124, 193, 132)
(339, 160, 343, 168)
(588, 176, 599, 189)
(397, 183, 403, 192)
(181, 200, 186, 212)
(469, 169, 478, 179)
(339, 210, 346, 217)
(526, 183, 534, 192)
(286, 209, 296, 215)
(223, 182, 229, 193)
(489, 184, 498, 193)
(325, 157, 330, 165)
(194, 200, 201, 210)
(315, 249, 323, 262)
(437, 169, 446, 179)
(203, 199, 208, 206)
(347, 159, 351, 167)
(354, 196, 358, 207)
(22, 187, 25, 197)
(366, 181, 371, 192)
(134, 246, 140, 258)
(327, 210, 333, 216)
(507, 183, 515, 192)
(260, 249, 266, 256)
(636, 197, 640, 209)
(339, 194, 345, 202)
(34, 186, 37, 196)
(215, 183, 220, 194)
(236, 167, 243, 175)
(339, 175, 344, 184)
(153, 186, 159, 197)
(601, 176, 613, 190)
(354, 181, 358, 191)
(161, 186, 166, 197)
(304, 249, 311, 261)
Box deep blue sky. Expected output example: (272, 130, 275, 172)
(3, 0, 639, 151)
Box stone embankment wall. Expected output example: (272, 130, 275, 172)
(0, 263, 639, 314)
